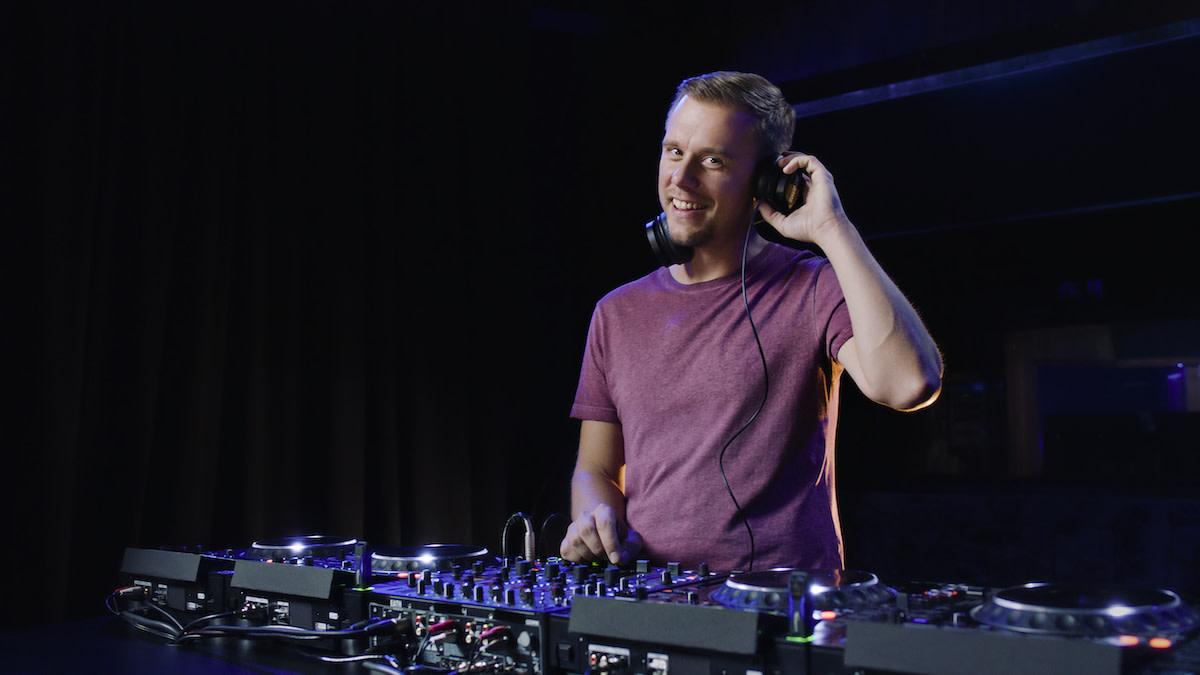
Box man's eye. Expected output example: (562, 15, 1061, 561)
(703, 156, 723, 166)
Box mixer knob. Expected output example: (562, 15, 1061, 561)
(473, 584, 486, 603)
(660, 570, 672, 584)
(604, 566, 621, 587)
(515, 559, 531, 576)
(667, 562, 682, 577)
(547, 562, 561, 579)
(504, 588, 517, 605)
(636, 560, 651, 574)
(571, 565, 589, 583)
(698, 563, 709, 577)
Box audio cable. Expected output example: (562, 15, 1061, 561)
(716, 214, 771, 572)
(105, 585, 402, 646)
(106, 586, 184, 641)
(173, 617, 401, 643)
(501, 512, 536, 561)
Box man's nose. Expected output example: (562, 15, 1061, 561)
(670, 162, 699, 188)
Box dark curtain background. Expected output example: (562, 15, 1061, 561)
(10, 0, 1199, 632)
(4, 1, 627, 628)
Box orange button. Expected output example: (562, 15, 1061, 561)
(1148, 637, 1172, 650)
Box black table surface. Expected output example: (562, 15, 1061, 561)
(0, 615, 381, 674)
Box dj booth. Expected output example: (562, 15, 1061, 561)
(28, 531, 1200, 675)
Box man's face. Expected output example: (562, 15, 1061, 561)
(658, 95, 760, 251)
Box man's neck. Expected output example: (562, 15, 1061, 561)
(668, 227, 769, 284)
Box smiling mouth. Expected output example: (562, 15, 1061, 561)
(671, 198, 706, 211)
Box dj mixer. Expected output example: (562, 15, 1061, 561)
(113, 534, 1200, 674)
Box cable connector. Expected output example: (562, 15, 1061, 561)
(503, 512, 537, 562)
(117, 585, 148, 598)
(363, 617, 404, 638)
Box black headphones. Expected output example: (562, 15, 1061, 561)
(646, 159, 804, 266)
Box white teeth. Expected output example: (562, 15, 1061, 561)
(672, 199, 704, 210)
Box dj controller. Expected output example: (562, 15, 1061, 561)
(114, 534, 1200, 675)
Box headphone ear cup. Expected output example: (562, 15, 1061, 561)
(755, 160, 805, 214)
(646, 212, 693, 266)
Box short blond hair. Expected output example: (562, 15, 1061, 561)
(669, 71, 795, 160)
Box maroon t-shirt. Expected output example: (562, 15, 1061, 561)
(571, 242, 854, 572)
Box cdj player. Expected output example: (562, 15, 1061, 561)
(111, 531, 1200, 675)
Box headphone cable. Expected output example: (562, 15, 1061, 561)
(716, 215, 770, 572)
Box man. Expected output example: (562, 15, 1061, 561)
(560, 72, 942, 572)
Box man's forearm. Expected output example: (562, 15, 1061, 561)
(821, 222, 943, 410)
(570, 466, 626, 521)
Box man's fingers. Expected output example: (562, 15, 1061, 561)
(560, 516, 609, 562)
(593, 510, 625, 564)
